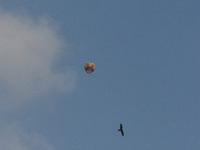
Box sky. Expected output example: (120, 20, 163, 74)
(0, 0, 199, 150)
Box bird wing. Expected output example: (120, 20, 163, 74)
(121, 129, 124, 136)
(120, 124, 123, 129)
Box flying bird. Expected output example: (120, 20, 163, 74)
(118, 123, 124, 136)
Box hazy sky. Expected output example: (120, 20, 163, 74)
(0, 1, 199, 150)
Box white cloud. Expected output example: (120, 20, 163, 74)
(0, 124, 54, 150)
(0, 8, 75, 150)
(0, 9, 76, 109)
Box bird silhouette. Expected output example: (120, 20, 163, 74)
(118, 123, 124, 136)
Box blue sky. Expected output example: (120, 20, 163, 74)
(0, 0, 199, 150)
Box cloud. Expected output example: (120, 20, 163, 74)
(0, 9, 76, 109)
(0, 8, 75, 150)
(0, 124, 54, 150)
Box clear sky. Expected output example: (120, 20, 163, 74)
(0, 0, 199, 150)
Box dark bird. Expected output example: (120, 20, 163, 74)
(118, 123, 124, 136)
